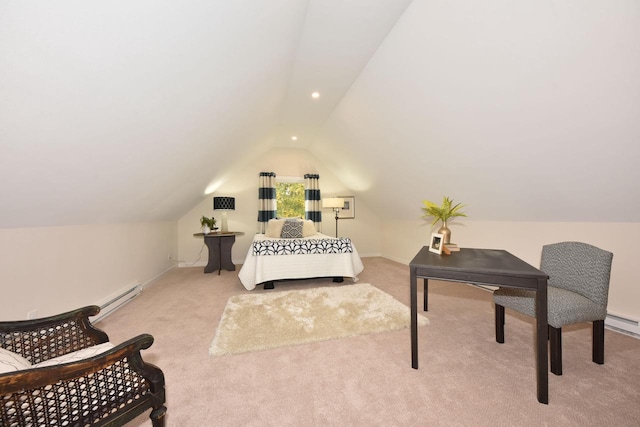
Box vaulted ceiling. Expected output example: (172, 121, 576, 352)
(2, 0, 639, 228)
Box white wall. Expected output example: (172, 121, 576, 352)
(0, 221, 177, 320)
(177, 148, 382, 268)
(382, 219, 640, 322)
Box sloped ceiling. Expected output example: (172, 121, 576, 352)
(1, 0, 639, 228)
(313, 0, 640, 222)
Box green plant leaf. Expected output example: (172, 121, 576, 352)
(421, 196, 467, 226)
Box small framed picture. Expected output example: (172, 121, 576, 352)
(337, 196, 355, 219)
(429, 233, 444, 254)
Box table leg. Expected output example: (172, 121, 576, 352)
(535, 278, 549, 404)
(411, 268, 418, 369)
(219, 236, 236, 273)
(423, 278, 429, 311)
(203, 237, 221, 274)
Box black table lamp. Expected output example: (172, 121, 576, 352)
(214, 196, 235, 232)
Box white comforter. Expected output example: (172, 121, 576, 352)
(238, 233, 364, 290)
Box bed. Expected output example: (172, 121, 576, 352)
(238, 219, 364, 290)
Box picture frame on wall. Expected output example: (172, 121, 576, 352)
(429, 233, 444, 254)
(337, 196, 355, 219)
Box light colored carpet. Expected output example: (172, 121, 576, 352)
(98, 257, 640, 426)
(209, 283, 429, 356)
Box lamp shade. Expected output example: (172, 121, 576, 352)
(322, 198, 343, 209)
(213, 197, 235, 211)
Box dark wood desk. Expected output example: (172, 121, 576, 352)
(409, 247, 549, 404)
(194, 232, 244, 274)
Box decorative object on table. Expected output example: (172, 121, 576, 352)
(214, 196, 235, 232)
(200, 215, 217, 234)
(421, 196, 467, 244)
(444, 243, 460, 252)
(209, 283, 429, 356)
(429, 232, 444, 254)
(323, 197, 344, 237)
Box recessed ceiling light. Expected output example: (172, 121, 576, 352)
(311, 92, 320, 99)
(291, 136, 298, 141)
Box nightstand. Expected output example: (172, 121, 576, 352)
(193, 231, 244, 274)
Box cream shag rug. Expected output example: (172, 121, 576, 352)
(209, 283, 429, 356)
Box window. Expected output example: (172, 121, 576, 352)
(276, 180, 305, 218)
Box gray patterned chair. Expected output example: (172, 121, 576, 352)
(493, 241, 613, 376)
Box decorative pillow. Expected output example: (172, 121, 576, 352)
(302, 220, 317, 237)
(280, 220, 303, 238)
(33, 342, 115, 368)
(0, 347, 32, 373)
(265, 219, 285, 238)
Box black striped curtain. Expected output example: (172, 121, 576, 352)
(258, 172, 277, 233)
(304, 174, 322, 231)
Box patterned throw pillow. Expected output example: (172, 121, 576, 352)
(0, 347, 32, 373)
(280, 219, 303, 238)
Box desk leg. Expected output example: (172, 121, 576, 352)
(411, 268, 419, 369)
(423, 278, 429, 311)
(536, 278, 549, 404)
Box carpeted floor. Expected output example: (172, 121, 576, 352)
(98, 257, 640, 426)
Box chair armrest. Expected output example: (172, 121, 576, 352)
(0, 305, 109, 364)
(0, 334, 166, 426)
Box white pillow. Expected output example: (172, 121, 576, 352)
(265, 219, 285, 238)
(33, 342, 115, 368)
(0, 347, 32, 373)
(302, 220, 317, 237)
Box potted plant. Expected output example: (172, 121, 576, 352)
(200, 216, 217, 234)
(421, 196, 467, 244)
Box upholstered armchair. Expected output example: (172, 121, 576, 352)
(493, 241, 613, 375)
(0, 305, 166, 426)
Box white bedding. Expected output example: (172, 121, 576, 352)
(238, 233, 364, 290)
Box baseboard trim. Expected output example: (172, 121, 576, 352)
(179, 261, 207, 268)
(381, 255, 410, 265)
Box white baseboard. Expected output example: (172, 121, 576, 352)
(178, 261, 207, 268)
(358, 252, 382, 258)
(379, 254, 410, 265)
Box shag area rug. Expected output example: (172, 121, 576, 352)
(209, 283, 429, 356)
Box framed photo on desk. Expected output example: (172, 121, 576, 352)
(429, 233, 444, 254)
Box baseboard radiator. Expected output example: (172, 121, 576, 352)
(93, 283, 142, 323)
(605, 312, 640, 338)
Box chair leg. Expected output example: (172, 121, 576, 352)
(150, 406, 167, 427)
(593, 320, 605, 364)
(495, 304, 505, 343)
(549, 326, 562, 376)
